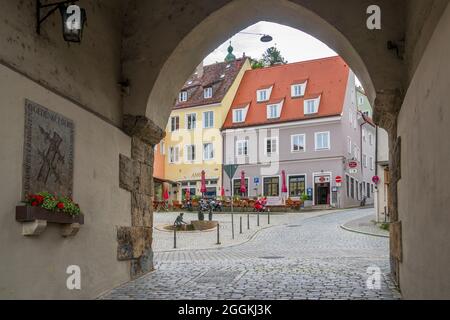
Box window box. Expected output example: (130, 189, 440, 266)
(16, 205, 84, 225)
(16, 205, 84, 237)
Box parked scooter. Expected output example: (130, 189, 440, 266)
(253, 197, 268, 213)
(198, 198, 211, 221)
(209, 199, 223, 212)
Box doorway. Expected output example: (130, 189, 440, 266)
(315, 183, 330, 205)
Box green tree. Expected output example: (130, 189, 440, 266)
(251, 47, 288, 69)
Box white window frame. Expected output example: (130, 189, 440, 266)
(257, 87, 272, 103)
(186, 113, 197, 130)
(236, 140, 249, 157)
(185, 145, 196, 162)
(265, 137, 279, 155)
(233, 109, 244, 123)
(369, 133, 373, 146)
(179, 91, 188, 102)
(169, 146, 180, 164)
(267, 103, 281, 119)
(203, 111, 214, 129)
(262, 175, 281, 197)
(203, 87, 213, 99)
(363, 154, 368, 168)
(170, 116, 180, 132)
(291, 134, 306, 153)
(160, 141, 165, 155)
(315, 131, 331, 151)
(347, 137, 352, 154)
(370, 156, 374, 170)
(291, 82, 307, 98)
(203, 143, 214, 161)
(304, 96, 321, 115)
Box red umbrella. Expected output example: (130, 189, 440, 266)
(200, 170, 207, 194)
(185, 189, 190, 200)
(240, 171, 247, 195)
(281, 170, 288, 193)
(163, 188, 169, 201)
(220, 186, 225, 197)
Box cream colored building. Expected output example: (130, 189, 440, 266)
(164, 56, 251, 200)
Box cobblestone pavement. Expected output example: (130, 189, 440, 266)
(152, 210, 336, 252)
(101, 208, 401, 300)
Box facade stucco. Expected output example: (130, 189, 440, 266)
(0, 63, 131, 299)
(397, 2, 450, 299)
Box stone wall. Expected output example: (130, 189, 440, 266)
(397, 2, 450, 299)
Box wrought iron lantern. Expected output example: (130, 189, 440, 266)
(37, 0, 87, 43)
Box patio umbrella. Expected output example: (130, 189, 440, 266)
(163, 188, 169, 201)
(281, 170, 288, 193)
(220, 186, 225, 197)
(200, 170, 207, 196)
(240, 171, 247, 196)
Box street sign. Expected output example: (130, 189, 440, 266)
(372, 175, 380, 185)
(254, 177, 260, 185)
(223, 164, 239, 179)
(349, 169, 358, 174)
(335, 176, 343, 184)
(349, 161, 358, 169)
(336, 182, 342, 188)
(332, 186, 338, 192)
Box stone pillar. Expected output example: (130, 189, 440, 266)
(117, 115, 165, 279)
(373, 89, 403, 286)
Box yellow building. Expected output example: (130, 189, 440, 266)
(163, 55, 251, 200)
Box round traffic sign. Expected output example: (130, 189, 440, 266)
(335, 176, 343, 183)
(372, 176, 380, 184)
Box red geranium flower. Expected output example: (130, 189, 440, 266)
(57, 202, 65, 210)
(31, 201, 38, 207)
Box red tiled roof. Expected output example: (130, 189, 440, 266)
(173, 58, 248, 110)
(222, 56, 350, 129)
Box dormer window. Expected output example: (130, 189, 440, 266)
(257, 86, 273, 103)
(204, 87, 213, 99)
(291, 82, 307, 98)
(304, 96, 321, 115)
(266, 100, 284, 120)
(179, 91, 188, 102)
(232, 105, 249, 123)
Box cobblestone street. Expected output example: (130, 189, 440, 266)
(102, 208, 401, 300)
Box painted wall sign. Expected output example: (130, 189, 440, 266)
(23, 100, 74, 197)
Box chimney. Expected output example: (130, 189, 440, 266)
(195, 61, 204, 78)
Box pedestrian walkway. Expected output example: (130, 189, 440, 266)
(341, 214, 389, 238)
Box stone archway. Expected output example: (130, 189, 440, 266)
(118, 0, 406, 281)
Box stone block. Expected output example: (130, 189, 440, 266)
(61, 223, 81, 237)
(132, 137, 154, 166)
(22, 220, 47, 236)
(117, 226, 152, 261)
(119, 154, 133, 192)
(123, 115, 165, 146)
(390, 221, 402, 262)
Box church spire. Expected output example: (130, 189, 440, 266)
(225, 41, 236, 62)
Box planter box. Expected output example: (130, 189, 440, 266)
(16, 206, 84, 225)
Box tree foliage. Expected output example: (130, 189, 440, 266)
(252, 47, 288, 69)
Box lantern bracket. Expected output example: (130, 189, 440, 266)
(36, 0, 80, 35)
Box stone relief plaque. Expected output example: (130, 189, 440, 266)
(23, 100, 74, 198)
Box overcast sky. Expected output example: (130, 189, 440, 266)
(204, 21, 337, 65)
(204, 21, 362, 86)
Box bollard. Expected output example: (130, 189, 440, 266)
(173, 225, 177, 249)
(231, 212, 235, 240)
(216, 223, 221, 245)
(268, 210, 271, 225)
(240, 216, 243, 234)
(247, 213, 250, 230)
(257, 212, 260, 227)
